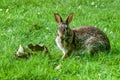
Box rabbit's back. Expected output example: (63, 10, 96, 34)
(72, 26, 110, 53)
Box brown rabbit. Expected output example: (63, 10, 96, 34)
(54, 13, 110, 59)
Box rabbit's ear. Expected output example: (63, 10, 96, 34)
(65, 13, 74, 24)
(54, 13, 63, 23)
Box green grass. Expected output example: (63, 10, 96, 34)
(0, 0, 120, 80)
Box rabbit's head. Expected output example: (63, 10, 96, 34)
(54, 13, 73, 40)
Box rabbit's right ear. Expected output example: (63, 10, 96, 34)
(54, 13, 63, 23)
(65, 13, 73, 24)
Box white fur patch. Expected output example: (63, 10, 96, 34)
(56, 36, 68, 54)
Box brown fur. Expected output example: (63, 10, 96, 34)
(72, 26, 110, 53)
(54, 13, 110, 59)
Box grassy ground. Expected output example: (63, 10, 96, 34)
(0, 0, 120, 80)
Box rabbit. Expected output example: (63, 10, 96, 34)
(54, 13, 110, 60)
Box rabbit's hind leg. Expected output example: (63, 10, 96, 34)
(85, 37, 106, 55)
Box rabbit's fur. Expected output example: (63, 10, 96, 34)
(54, 13, 110, 59)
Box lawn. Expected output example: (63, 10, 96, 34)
(0, 0, 120, 80)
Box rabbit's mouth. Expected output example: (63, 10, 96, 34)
(57, 30, 63, 37)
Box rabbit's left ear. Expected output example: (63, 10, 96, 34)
(54, 13, 63, 23)
(65, 13, 74, 24)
